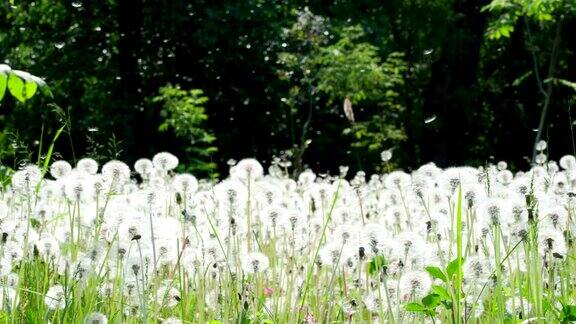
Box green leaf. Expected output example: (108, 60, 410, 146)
(422, 294, 441, 308)
(7, 72, 25, 102)
(0, 64, 10, 101)
(425, 266, 447, 282)
(30, 75, 53, 98)
(561, 304, 576, 321)
(405, 302, 426, 312)
(0, 72, 6, 102)
(14, 70, 38, 100)
(446, 257, 464, 279)
(431, 285, 451, 301)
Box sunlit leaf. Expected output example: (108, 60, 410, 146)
(425, 266, 447, 282)
(446, 257, 464, 279)
(7, 72, 26, 102)
(405, 302, 425, 312)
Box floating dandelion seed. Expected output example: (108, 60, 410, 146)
(343, 97, 354, 122)
(424, 115, 437, 124)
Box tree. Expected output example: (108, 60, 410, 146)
(153, 85, 217, 177)
(277, 10, 408, 173)
(483, 0, 576, 162)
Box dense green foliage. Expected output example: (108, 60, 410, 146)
(0, 0, 575, 175)
(153, 86, 217, 176)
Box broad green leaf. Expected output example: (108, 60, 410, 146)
(13, 70, 38, 100)
(7, 72, 25, 102)
(0, 65, 10, 101)
(422, 293, 441, 308)
(425, 266, 447, 282)
(431, 285, 451, 301)
(0, 72, 6, 102)
(446, 257, 464, 279)
(405, 302, 425, 312)
(561, 304, 576, 321)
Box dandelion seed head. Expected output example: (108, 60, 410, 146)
(50, 160, 72, 179)
(77, 158, 99, 175)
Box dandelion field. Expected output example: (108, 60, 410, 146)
(1, 0, 575, 323)
(0, 145, 575, 324)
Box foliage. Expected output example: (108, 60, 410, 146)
(0, 64, 51, 103)
(315, 27, 408, 154)
(0, 1, 575, 174)
(483, 0, 575, 40)
(153, 85, 217, 176)
(277, 14, 408, 172)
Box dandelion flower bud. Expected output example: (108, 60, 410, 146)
(76, 158, 99, 175)
(152, 152, 179, 171)
(50, 160, 72, 179)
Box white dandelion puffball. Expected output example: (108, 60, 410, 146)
(153, 152, 179, 171)
(241, 252, 270, 274)
(45, 284, 66, 310)
(50, 160, 72, 179)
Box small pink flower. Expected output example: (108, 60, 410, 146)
(264, 287, 274, 297)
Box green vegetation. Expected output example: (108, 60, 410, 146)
(0, 1, 573, 174)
